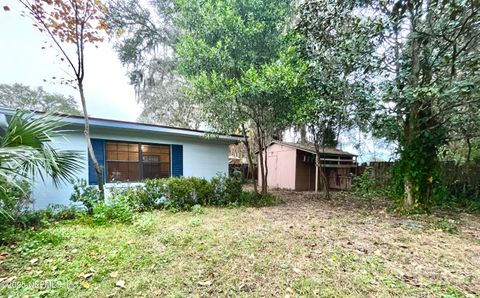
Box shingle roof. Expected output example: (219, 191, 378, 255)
(266, 140, 357, 157)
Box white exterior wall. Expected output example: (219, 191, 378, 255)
(31, 128, 231, 209)
(31, 132, 89, 209)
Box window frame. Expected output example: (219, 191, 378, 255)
(105, 140, 171, 183)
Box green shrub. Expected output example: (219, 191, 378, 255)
(353, 168, 377, 200)
(43, 204, 83, 221)
(134, 179, 167, 210)
(92, 197, 134, 225)
(210, 172, 243, 205)
(70, 179, 102, 214)
(225, 172, 243, 203)
(189, 177, 214, 205)
(0, 178, 33, 227)
(110, 174, 244, 211)
(15, 210, 45, 228)
(93, 174, 265, 213)
(164, 177, 197, 210)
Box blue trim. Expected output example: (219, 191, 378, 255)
(88, 139, 106, 185)
(171, 145, 183, 177)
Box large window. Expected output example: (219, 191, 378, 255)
(106, 142, 170, 182)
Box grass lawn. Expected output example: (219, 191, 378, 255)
(1, 191, 479, 297)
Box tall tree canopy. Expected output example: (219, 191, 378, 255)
(294, 0, 380, 195)
(371, 0, 480, 208)
(175, 0, 295, 193)
(107, 0, 202, 129)
(0, 83, 80, 115)
(297, 0, 480, 208)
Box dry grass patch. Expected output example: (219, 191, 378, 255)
(1, 192, 479, 297)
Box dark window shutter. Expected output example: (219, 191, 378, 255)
(171, 144, 183, 177)
(88, 139, 106, 185)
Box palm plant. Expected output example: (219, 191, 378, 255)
(0, 110, 83, 201)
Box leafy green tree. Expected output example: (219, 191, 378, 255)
(0, 83, 80, 115)
(445, 102, 480, 164)
(175, 0, 293, 194)
(295, 0, 379, 197)
(371, 0, 480, 208)
(234, 49, 307, 193)
(298, 0, 479, 208)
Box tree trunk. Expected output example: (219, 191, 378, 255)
(314, 145, 330, 199)
(316, 150, 330, 199)
(241, 124, 258, 194)
(263, 130, 269, 194)
(402, 113, 416, 208)
(404, 178, 414, 208)
(300, 126, 307, 144)
(402, 9, 421, 209)
(78, 80, 105, 200)
(256, 126, 267, 194)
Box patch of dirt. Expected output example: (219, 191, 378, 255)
(254, 190, 480, 296)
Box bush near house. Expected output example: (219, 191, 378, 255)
(105, 173, 265, 212)
(1, 174, 278, 231)
(80, 173, 277, 222)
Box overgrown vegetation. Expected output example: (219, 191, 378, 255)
(101, 173, 276, 213)
(354, 162, 480, 213)
(2, 174, 277, 232)
(0, 191, 478, 297)
(105, 0, 480, 210)
(352, 168, 379, 201)
(0, 111, 83, 226)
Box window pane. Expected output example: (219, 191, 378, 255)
(128, 163, 140, 180)
(129, 144, 139, 152)
(129, 153, 139, 161)
(107, 161, 139, 182)
(143, 163, 169, 179)
(159, 154, 170, 162)
(117, 144, 129, 152)
(160, 163, 170, 172)
(106, 142, 170, 182)
(106, 141, 140, 182)
(106, 151, 117, 160)
(117, 152, 128, 161)
(141, 144, 170, 179)
(159, 147, 170, 154)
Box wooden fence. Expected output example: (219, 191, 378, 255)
(358, 161, 480, 198)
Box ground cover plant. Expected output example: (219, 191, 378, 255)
(0, 190, 478, 297)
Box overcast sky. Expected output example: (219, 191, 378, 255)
(0, 1, 142, 121)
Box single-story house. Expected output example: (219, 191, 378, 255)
(0, 107, 242, 209)
(258, 141, 357, 191)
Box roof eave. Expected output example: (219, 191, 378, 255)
(0, 106, 242, 143)
(265, 140, 357, 157)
